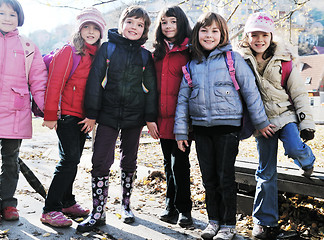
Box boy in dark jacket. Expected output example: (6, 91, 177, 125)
(77, 6, 158, 233)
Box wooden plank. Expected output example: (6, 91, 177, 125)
(235, 158, 324, 198)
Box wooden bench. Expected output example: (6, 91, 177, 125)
(235, 157, 324, 215)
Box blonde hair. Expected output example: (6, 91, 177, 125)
(71, 27, 101, 55)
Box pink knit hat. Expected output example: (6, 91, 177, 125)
(244, 12, 275, 34)
(77, 7, 106, 38)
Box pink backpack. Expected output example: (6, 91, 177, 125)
(20, 39, 82, 117)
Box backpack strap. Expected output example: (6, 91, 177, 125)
(69, 46, 81, 79)
(225, 51, 240, 91)
(281, 60, 293, 89)
(281, 60, 293, 104)
(101, 42, 150, 90)
(101, 41, 116, 88)
(182, 62, 192, 88)
(19, 36, 35, 81)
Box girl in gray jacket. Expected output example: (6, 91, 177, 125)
(174, 12, 274, 240)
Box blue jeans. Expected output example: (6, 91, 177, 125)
(253, 122, 315, 226)
(160, 139, 192, 213)
(43, 115, 86, 213)
(0, 139, 22, 209)
(194, 130, 239, 226)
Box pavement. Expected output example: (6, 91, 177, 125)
(0, 119, 250, 240)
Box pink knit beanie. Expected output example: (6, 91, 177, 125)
(244, 12, 275, 34)
(77, 7, 106, 38)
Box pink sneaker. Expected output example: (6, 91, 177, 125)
(3, 207, 19, 221)
(40, 211, 72, 227)
(62, 203, 90, 217)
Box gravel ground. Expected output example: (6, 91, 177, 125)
(4, 119, 323, 240)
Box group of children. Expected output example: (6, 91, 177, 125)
(0, 0, 316, 239)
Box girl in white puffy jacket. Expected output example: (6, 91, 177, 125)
(238, 12, 316, 239)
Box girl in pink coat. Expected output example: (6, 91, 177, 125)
(0, 0, 47, 221)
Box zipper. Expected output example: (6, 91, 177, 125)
(72, 86, 76, 107)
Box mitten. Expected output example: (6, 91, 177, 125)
(300, 129, 315, 142)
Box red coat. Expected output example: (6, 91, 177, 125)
(44, 43, 98, 120)
(154, 38, 190, 139)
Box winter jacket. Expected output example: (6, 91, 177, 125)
(85, 28, 157, 129)
(154, 38, 190, 139)
(174, 44, 269, 141)
(0, 30, 47, 139)
(44, 43, 98, 121)
(239, 44, 315, 132)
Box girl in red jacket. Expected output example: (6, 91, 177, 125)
(40, 7, 106, 228)
(0, 0, 47, 222)
(153, 5, 193, 227)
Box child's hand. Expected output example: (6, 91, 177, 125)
(177, 140, 189, 152)
(258, 124, 276, 138)
(146, 122, 159, 139)
(42, 120, 57, 130)
(78, 118, 96, 133)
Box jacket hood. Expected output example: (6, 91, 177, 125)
(107, 28, 146, 46)
(239, 41, 295, 62)
(0, 29, 19, 38)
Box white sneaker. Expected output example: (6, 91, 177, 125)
(201, 221, 220, 239)
(121, 207, 135, 224)
(213, 227, 236, 240)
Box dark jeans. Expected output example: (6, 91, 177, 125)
(91, 124, 142, 176)
(160, 139, 192, 213)
(0, 139, 22, 209)
(194, 130, 239, 226)
(43, 115, 86, 213)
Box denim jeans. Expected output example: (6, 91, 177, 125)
(43, 115, 86, 213)
(0, 139, 22, 209)
(253, 122, 315, 226)
(91, 124, 143, 176)
(194, 130, 239, 225)
(160, 139, 192, 213)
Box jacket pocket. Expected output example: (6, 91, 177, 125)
(11, 87, 30, 110)
(214, 86, 240, 113)
(189, 88, 201, 116)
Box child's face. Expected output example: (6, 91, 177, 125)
(198, 21, 221, 51)
(247, 31, 271, 57)
(161, 15, 177, 42)
(80, 22, 101, 45)
(122, 16, 145, 41)
(0, 3, 18, 34)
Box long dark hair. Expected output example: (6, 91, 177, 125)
(0, 0, 24, 26)
(153, 5, 191, 60)
(191, 12, 229, 63)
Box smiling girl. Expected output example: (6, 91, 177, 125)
(174, 12, 274, 240)
(153, 5, 192, 227)
(77, 5, 157, 232)
(238, 12, 316, 239)
(0, 0, 47, 222)
(41, 7, 106, 228)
